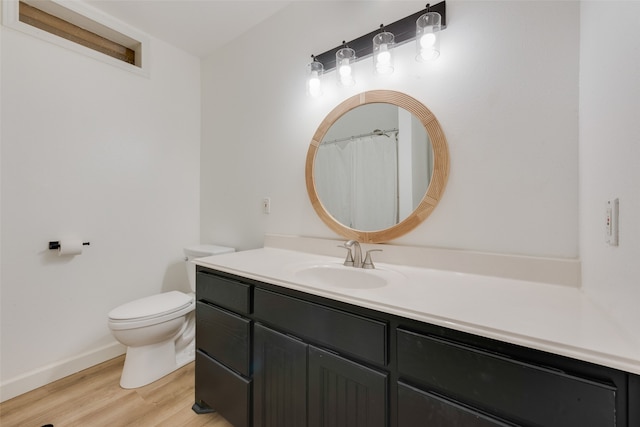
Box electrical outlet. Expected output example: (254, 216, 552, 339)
(262, 197, 271, 214)
(606, 198, 619, 246)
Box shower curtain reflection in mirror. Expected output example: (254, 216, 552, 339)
(315, 132, 398, 231)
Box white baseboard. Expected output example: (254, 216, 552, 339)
(0, 341, 125, 403)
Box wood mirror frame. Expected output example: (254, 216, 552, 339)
(305, 90, 449, 243)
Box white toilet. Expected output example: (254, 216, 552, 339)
(107, 244, 235, 388)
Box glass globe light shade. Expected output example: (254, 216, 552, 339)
(373, 31, 395, 75)
(416, 12, 441, 62)
(336, 47, 356, 86)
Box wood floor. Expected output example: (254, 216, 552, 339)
(0, 355, 233, 427)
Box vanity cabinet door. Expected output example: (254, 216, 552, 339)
(308, 346, 387, 427)
(253, 323, 308, 427)
(398, 382, 515, 427)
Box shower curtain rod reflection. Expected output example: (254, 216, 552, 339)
(322, 128, 398, 146)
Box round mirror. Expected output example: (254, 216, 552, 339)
(305, 90, 449, 243)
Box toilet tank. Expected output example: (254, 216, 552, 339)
(184, 244, 235, 292)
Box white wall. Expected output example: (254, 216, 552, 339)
(579, 2, 640, 328)
(0, 24, 201, 399)
(201, 1, 580, 258)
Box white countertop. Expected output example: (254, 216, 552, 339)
(195, 247, 640, 375)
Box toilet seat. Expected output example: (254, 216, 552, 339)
(108, 291, 194, 330)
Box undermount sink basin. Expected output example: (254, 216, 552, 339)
(292, 263, 398, 289)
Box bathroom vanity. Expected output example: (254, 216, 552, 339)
(192, 247, 640, 427)
(192, 90, 639, 425)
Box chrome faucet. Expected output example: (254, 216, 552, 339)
(344, 240, 363, 268)
(340, 240, 383, 269)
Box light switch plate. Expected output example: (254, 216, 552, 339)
(606, 198, 619, 246)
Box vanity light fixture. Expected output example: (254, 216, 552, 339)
(336, 42, 356, 86)
(307, 2, 446, 96)
(373, 25, 395, 75)
(416, 8, 442, 61)
(306, 55, 324, 98)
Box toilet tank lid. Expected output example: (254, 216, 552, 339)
(108, 291, 192, 320)
(184, 244, 235, 258)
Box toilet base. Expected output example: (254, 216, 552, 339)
(119, 339, 195, 389)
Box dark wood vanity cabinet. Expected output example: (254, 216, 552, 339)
(194, 266, 640, 427)
(194, 268, 388, 427)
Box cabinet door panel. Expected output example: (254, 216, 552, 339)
(254, 288, 387, 366)
(308, 346, 387, 427)
(397, 329, 616, 427)
(195, 350, 251, 427)
(398, 382, 514, 427)
(196, 301, 250, 376)
(253, 324, 308, 427)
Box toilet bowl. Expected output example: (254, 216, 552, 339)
(108, 244, 234, 389)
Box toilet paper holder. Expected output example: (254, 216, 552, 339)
(48, 241, 90, 250)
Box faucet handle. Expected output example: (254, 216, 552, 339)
(337, 245, 354, 267)
(362, 249, 382, 269)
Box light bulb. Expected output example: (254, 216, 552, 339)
(336, 46, 356, 86)
(339, 59, 354, 85)
(339, 69, 351, 85)
(377, 45, 391, 64)
(375, 45, 392, 74)
(376, 54, 393, 74)
(378, 52, 391, 64)
(308, 73, 321, 98)
(339, 63, 352, 77)
(419, 49, 439, 61)
(420, 33, 437, 48)
(306, 60, 323, 98)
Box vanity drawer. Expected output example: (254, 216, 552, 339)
(397, 329, 616, 427)
(196, 301, 251, 376)
(197, 271, 251, 314)
(254, 288, 387, 366)
(398, 382, 512, 427)
(195, 350, 251, 427)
